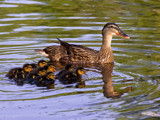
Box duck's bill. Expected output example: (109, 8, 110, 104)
(116, 30, 130, 39)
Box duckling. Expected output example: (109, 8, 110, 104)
(56, 64, 73, 79)
(38, 60, 47, 68)
(6, 64, 32, 81)
(26, 67, 47, 84)
(35, 72, 55, 89)
(43, 64, 56, 72)
(58, 67, 86, 84)
(6, 67, 24, 79)
(23, 64, 33, 77)
(14, 72, 25, 86)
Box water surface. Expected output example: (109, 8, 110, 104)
(0, 0, 160, 119)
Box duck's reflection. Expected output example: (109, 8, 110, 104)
(50, 61, 131, 98)
(100, 63, 123, 98)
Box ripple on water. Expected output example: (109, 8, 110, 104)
(7, 13, 53, 17)
(0, 4, 18, 7)
(0, 0, 160, 119)
(3, 0, 48, 5)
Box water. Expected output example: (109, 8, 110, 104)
(0, 0, 160, 119)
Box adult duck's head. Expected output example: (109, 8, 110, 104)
(102, 23, 130, 39)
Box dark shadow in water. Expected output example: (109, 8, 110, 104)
(50, 61, 132, 98)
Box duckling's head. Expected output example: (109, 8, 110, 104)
(76, 67, 86, 75)
(23, 64, 32, 73)
(65, 64, 73, 71)
(38, 67, 46, 76)
(102, 23, 130, 39)
(46, 72, 55, 80)
(44, 64, 56, 72)
(38, 60, 47, 67)
(30, 63, 38, 69)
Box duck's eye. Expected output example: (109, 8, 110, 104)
(110, 25, 114, 28)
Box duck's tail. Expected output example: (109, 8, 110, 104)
(56, 38, 71, 50)
(34, 49, 49, 57)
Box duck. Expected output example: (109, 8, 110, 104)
(37, 60, 48, 68)
(14, 72, 25, 86)
(58, 67, 86, 84)
(23, 64, 33, 77)
(6, 64, 33, 79)
(35, 72, 55, 89)
(26, 67, 47, 84)
(43, 63, 56, 72)
(6, 67, 24, 79)
(56, 64, 73, 79)
(29, 60, 48, 73)
(35, 23, 130, 64)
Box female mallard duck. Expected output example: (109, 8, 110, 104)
(35, 23, 130, 64)
(35, 72, 55, 89)
(56, 64, 73, 79)
(58, 67, 86, 84)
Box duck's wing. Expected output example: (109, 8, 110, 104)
(57, 38, 98, 63)
(57, 38, 98, 54)
(69, 45, 98, 56)
(60, 45, 98, 64)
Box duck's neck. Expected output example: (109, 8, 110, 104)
(100, 34, 112, 50)
(98, 33, 114, 63)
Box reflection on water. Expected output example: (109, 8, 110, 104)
(0, 0, 160, 119)
(101, 63, 123, 98)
